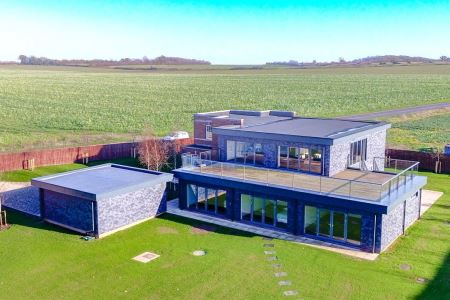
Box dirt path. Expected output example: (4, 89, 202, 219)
(342, 102, 450, 120)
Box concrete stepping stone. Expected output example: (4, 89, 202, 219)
(263, 237, 273, 240)
(272, 264, 282, 268)
(267, 256, 278, 261)
(399, 264, 411, 271)
(283, 290, 298, 296)
(263, 243, 274, 247)
(264, 250, 276, 255)
(275, 272, 287, 277)
(278, 280, 292, 286)
(416, 277, 429, 284)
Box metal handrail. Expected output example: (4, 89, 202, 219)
(181, 154, 391, 201)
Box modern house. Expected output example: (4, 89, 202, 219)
(174, 110, 427, 253)
(32, 164, 173, 238)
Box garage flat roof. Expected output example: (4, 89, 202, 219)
(31, 164, 173, 201)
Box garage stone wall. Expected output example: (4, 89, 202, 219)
(42, 190, 94, 233)
(380, 190, 421, 251)
(96, 183, 166, 236)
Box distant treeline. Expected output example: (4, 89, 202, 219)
(267, 55, 448, 66)
(17, 55, 211, 66)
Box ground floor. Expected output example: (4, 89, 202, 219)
(177, 177, 425, 253)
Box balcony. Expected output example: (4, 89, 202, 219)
(180, 154, 421, 202)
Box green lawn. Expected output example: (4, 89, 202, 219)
(1, 64, 450, 151)
(0, 171, 449, 299)
(0, 158, 140, 182)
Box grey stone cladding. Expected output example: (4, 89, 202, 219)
(380, 190, 421, 251)
(217, 130, 386, 176)
(43, 190, 94, 232)
(96, 183, 166, 235)
(328, 130, 386, 176)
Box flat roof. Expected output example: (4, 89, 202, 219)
(214, 117, 390, 145)
(32, 164, 173, 201)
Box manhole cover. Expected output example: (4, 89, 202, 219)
(399, 264, 412, 271)
(192, 250, 206, 256)
(132, 252, 160, 263)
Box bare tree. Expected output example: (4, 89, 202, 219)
(137, 128, 170, 171)
(440, 56, 448, 62)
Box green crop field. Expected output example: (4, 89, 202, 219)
(0, 64, 450, 152)
(383, 109, 450, 150)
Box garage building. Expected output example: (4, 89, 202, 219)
(32, 164, 173, 238)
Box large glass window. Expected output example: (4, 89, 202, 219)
(304, 206, 317, 235)
(187, 184, 197, 209)
(186, 184, 227, 216)
(254, 143, 264, 166)
(252, 197, 264, 223)
(226, 140, 236, 161)
(347, 214, 362, 245)
(206, 188, 216, 212)
(350, 139, 367, 166)
(276, 201, 288, 229)
(241, 194, 252, 221)
(227, 140, 265, 165)
(217, 190, 227, 215)
(264, 199, 276, 226)
(240, 194, 288, 230)
(205, 124, 212, 140)
(278, 145, 322, 174)
(333, 211, 346, 241)
(304, 206, 361, 246)
(197, 187, 206, 210)
(319, 209, 331, 237)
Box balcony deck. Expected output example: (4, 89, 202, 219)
(181, 160, 407, 201)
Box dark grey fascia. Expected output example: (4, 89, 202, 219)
(213, 123, 391, 146)
(31, 164, 173, 202)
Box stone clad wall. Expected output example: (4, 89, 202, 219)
(328, 130, 387, 176)
(42, 190, 94, 232)
(96, 183, 166, 235)
(380, 191, 421, 251)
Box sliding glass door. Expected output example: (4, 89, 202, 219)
(278, 145, 323, 174)
(186, 184, 227, 216)
(304, 205, 361, 246)
(240, 194, 288, 230)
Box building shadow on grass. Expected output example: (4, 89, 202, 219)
(4, 209, 80, 237)
(158, 213, 258, 239)
(415, 250, 450, 300)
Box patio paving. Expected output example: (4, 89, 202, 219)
(167, 199, 377, 260)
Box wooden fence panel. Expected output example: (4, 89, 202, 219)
(0, 138, 193, 172)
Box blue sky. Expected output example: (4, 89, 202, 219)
(0, 0, 449, 64)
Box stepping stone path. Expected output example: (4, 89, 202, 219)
(261, 237, 301, 298)
(275, 272, 288, 277)
(416, 277, 429, 284)
(283, 290, 299, 296)
(399, 264, 411, 271)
